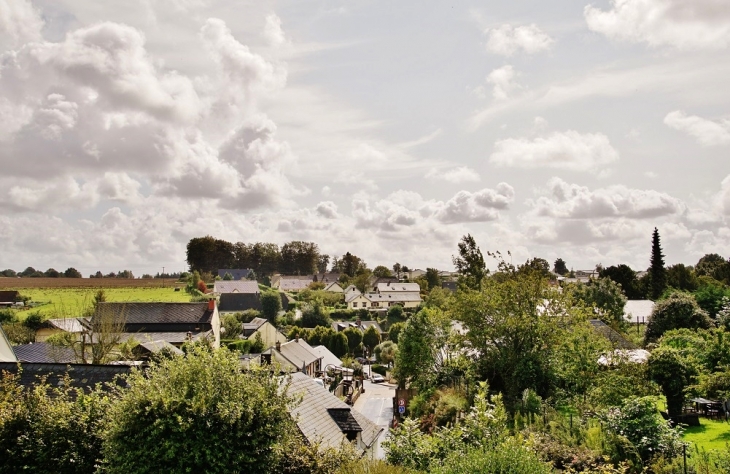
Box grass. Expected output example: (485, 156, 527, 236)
(683, 418, 730, 452)
(11, 287, 192, 319)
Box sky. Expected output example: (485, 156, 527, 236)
(1, 0, 729, 277)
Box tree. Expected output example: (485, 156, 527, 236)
(393, 263, 402, 280)
(388, 322, 405, 344)
(666, 263, 698, 292)
(222, 314, 242, 338)
(517, 258, 551, 279)
(280, 241, 319, 275)
(553, 258, 568, 276)
(62, 267, 81, 278)
(695, 253, 730, 284)
(554, 321, 611, 401)
(362, 325, 381, 352)
(648, 347, 696, 417)
(260, 291, 282, 322)
(343, 327, 363, 355)
(694, 278, 730, 318)
(329, 332, 349, 358)
(336, 252, 367, 278)
(650, 228, 667, 300)
(644, 292, 714, 345)
(600, 264, 643, 299)
(300, 301, 331, 328)
(452, 234, 487, 290)
(317, 254, 330, 273)
(568, 278, 628, 329)
(0, 269, 16, 277)
(393, 308, 451, 390)
(425, 268, 441, 291)
(374, 341, 398, 366)
(372, 265, 393, 278)
(454, 268, 579, 412)
(45, 268, 60, 278)
(250, 242, 282, 276)
(103, 346, 296, 473)
(222, 272, 233, 281)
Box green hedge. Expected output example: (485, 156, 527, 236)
(371, 364, 387, 376)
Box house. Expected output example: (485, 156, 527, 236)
(243, 317, 286, 348)
(277, 278, 314, 292)
(12, 342, 77, 363)
(311, 345, 344, 370)
(0, 290, 19, 307)
(286, 372, 383, 457)
(219, 293, 263, 313)
(214, 280, 259, 294)
(0, 361, 132, 394)
(375, 282, 420, 294)
(369, 276, 398, 290)
(346, 290, 422, 310)
(94, 301, 221, 348)
(35, 318, 89, 342)
(624, 300, 654, 324)
(314, 272, 342, 284)
(0, 325, 16, 362)
(263, 338, 322, 376)
(323, 282, 344, 293)
(217, 269, 254, 280)
(406, 269, 426, 280)
(441, 281, 457, 293)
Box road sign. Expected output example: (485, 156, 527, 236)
(398, 398, 405, 407)
(398, 406, 405, 414)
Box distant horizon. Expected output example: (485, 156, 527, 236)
(1, 1, 728, 278)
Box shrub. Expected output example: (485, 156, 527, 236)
(226, 339, 253, 354)
(645, 292, 713, 345)
(371, 364, 387, 376)
(431, 439, 552, 474)
(103, 346, 296, 473)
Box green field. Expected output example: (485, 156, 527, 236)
(11, 287, 192, 319)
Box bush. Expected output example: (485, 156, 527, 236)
(645, 292, 713, 345)
(431, 439, 552, 474)
(226, 339, 253, 354)
(371, 364, 387, 376)
(103, 346, 296, 473)
(0, 309, 17, 324)
(262, 291, 283, 322)
(330, 309, 359, 320)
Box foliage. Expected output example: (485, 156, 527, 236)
(0, 371, 111, 473)
(600, 397, 684, 464)
(517, 258, 552, 279)
(666, 263, 698, 292)
(1, 322, 35, 344)
(373, 266, 393, 278)
(222, 313, 243, 338)
(650, 227, 668, 300)
(251, 332, 265, 353)
(223, 272, 233, 280)
(600, 264, 644, 300)
(644, 292, 713, 345)
(329, 332, 349, 358)
(103, 346, 296, 473)
(301, 301, 332, 328)
(343, 327, 363, 355)
(337, 459, 420, 474)
(587, 358, 658, 409)
(452, 234, 487, 290)
(280, 241, 320, 275)
(63, 267, 83, 278)
(388, 322, 405, 344)
(453, 265, 579, 412)
(386, 304, 405, 323)
(693, 280, 730, 318)
(0, 309, 16, 324)
(393, 308, 452, 390)
(717, 297, 730, 330)
(276, 432, 359, 474)
(430, 439, 552, 474)
(261, 290, 283, 322)
(333, 252, 368, 278)
(554, 321, 611, 404)
(695, 253, 730, 284)
(425, 268, 441, 291)
(648, 346, 696, 417)
(362, 325, 381, 351)
(227, 339, 253, 354)
(568, 278, 628, 329)
(554, 258, 569, 276)
(298, 288, 343, 307)
(374, 341, 398, 365)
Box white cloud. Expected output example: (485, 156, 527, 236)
(486, 65, 520, 100)
(489, 130, 619, 171)
(425, 166, 480, 184)
(264, 13, 286, 47)
(585, 0, 730, 49)
(484, 24, 554, 56)
(530, 177, 685, 219)
(664, 110, 730, 146)
(436, 184, 514, 223)
(0, 0, 44, 52)
(720, 175, 730, 216)
(315, 201, 338, 219)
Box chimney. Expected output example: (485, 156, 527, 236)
(275, 341, 281, 352)
(208, 299, 215, 311)
(356, 318, 361, 327)
(295, 335, 299, 343)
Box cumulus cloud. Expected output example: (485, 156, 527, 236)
(435, 184, 514, 223)
(486, 65, 520, 100)
(664, 110, 730, 146)
(0, 0, 44, 52)
(489, 130, 619, 171)
(315, 201, 338, 219)
(585, 0, 730, 49)
(425, 166, 480, 183)
(484, 24, 554, 56)
(264, 13, 286, 46)
(530, 177, 685, 220)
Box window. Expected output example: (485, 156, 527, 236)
(372, 302, 379, 308)
(353, 302, 358, 308)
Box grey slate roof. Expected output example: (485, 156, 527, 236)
(0, 362, 132, 393)
(95, 302, 213, 325)
(214, 280, 260, 294)
(219, 293, 262, 312)
(279, 339, 321, 370)
(242, 317, 268, 335)
(376, 282, 420, 293)
(589, 319, 638, 350)
(41, 318, 89, 333)
(218, 269, 253, 280)
(135, 340, 184, 356)
(118, 330, 212, 345)
(279, 279, 313, 291)
(13, 343, 77, 363)
(286, 372, 383, 453)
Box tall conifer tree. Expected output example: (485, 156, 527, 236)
(650, 227, 667, 300)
